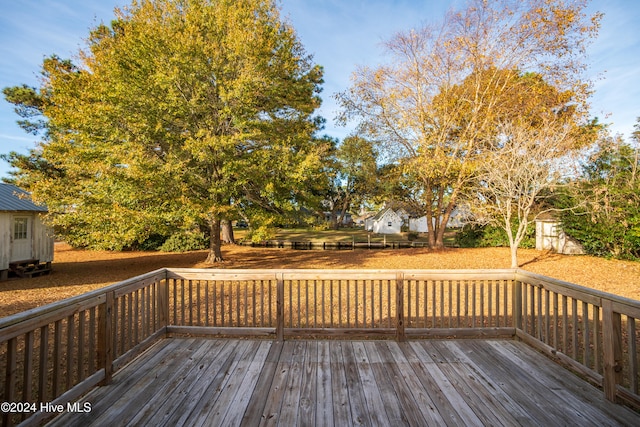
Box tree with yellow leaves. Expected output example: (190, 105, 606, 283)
(338, 0, 600, 250)
(3, 0, 324, 262)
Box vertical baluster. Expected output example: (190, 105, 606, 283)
(23, 331, 34, 405)
(503, 280, 508, 327)
(322, 279, 327, 328)
(545, 289, 550, 345)
(346, 280, 350, 328)
(593, 306, 601, 374)
(628, 317, 638, 394)
(88, 309, 96, 375)
(77, 311, 85, 382)
(38, 325, 49, 403)
(236, 280, 241, 327)
(423, 280, 428, 329)
(244, 281, 248, 328)
(197, 280, 202, 326)
(553, 293, 559, 350)
(562, 295, 569, 354)
(445, 280, 449, 329)
(306, 279, 310, 328)
(480, 280, 485, 327)
(188, 280, 193, 326)
(432, 280, 438, 328)
(252, 280, 256, 328)
(205, 281, 210, 327)
(572, 298, 579, 360)
(53, 320, 62, 397)
(314, 279, 319, 328)
(180, 279, 185, 325)
(456, 280, 461, 328)
(221, 281, 225, 327)
(4, 337, 17, 425)
(172, 278, 177, 325)
(130, 291, 135, 345)
(387, 279, 391, 329)
(134, 290, 140, 344)
(583, 302, 591, 368)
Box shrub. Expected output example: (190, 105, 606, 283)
(160, 231, 208, 252)
(137, 234, 168, 251)
(455, 223, 535, 248)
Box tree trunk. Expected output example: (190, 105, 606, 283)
(434, 202, 455, 250)
(505, 217, 519, 268)
(221, 219, 236, 244)
(336, 196, 350, 229)
(205, 217, 224, 263)
(510, 245, 519, 269)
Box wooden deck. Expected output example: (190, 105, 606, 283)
(47, 337, 640, 427)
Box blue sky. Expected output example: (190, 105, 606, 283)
(0, 0, 638, 179)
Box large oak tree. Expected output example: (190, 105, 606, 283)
(3, 0, 324, 262)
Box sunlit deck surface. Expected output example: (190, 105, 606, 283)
(48, 337, 640, 427)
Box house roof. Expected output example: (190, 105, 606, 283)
(372, 208, 401, 222)
(0, 183, 48, 212)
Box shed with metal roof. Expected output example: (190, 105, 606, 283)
(0, 183, 54, 279)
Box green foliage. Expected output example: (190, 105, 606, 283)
(245, 226, 277, 243)
(555, 131, 640, 260)
(137, 234, 168, 251)
(319, 135, 379, 228)
(2, 0, 324, 261)
(455, 223, 535, 249)
(160, 231, 208, 252)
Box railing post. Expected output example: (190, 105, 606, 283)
(276, 273, 285, 342)
(396, 272, 405, 342)
(602, 299, 623, 402)
(98, 291, 114, 385)
(513, 278, 522, 331)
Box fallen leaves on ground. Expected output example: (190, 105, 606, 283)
(1, 243, 638, 317)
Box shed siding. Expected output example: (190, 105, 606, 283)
(0, 213, 10, 270)
(33, 214, 54, 263)
(0, 212, 53, 270)
(535, 220, 584, 255)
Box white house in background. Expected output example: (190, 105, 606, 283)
(0, 183, 54, 280)
(369, 208, 403, 234)
(408, 216, 429, 233)
(408, 207, 471, 233)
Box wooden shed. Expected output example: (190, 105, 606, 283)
(0, 183, 53, 280)
(535, 215, 584, 255)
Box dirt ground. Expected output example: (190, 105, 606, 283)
(1, 242, 639, 317)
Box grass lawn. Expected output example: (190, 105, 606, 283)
(236, 227, 443, 244)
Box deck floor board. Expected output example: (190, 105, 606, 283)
(48, 338, 640, 427)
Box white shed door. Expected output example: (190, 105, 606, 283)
(10, 216, 32, 262)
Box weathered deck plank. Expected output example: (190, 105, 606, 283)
(48, 338, 640, 427)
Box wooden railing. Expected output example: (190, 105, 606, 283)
(164, 269, 517, 341)
(1, 268, 639, 426)
(0, 270, 167, 427)
(514, 271, 640, 409)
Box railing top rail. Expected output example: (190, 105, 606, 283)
(0, 268, 167, 329)
(167, 268, 516, 280)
